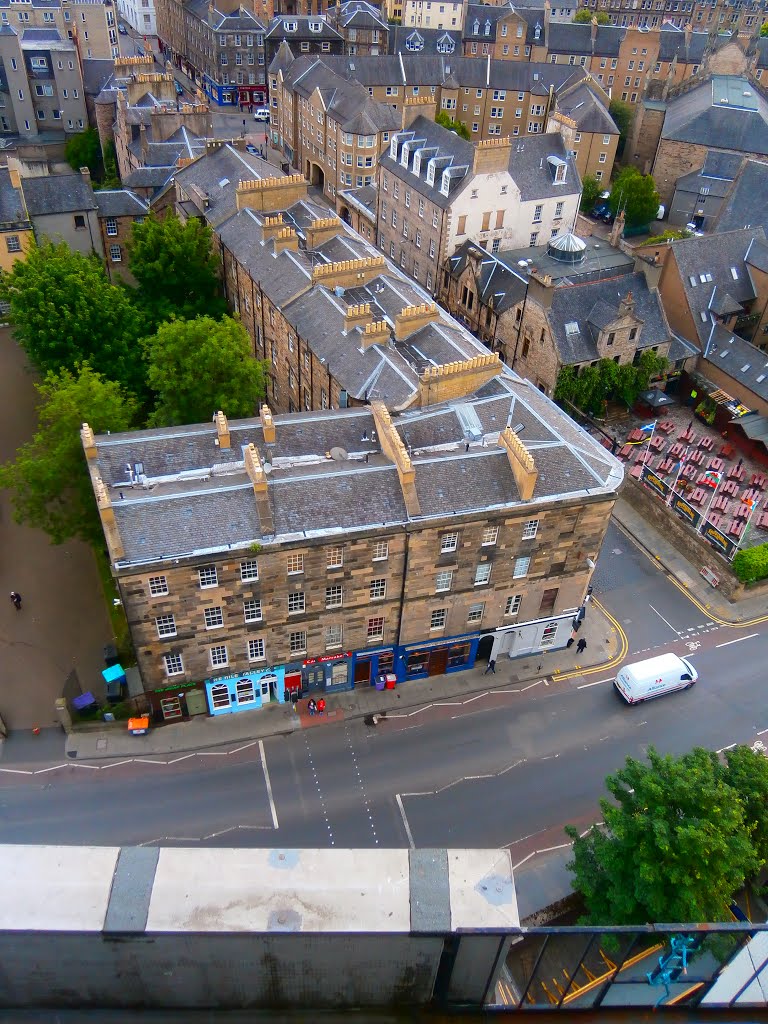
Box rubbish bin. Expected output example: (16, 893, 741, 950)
(383, 673, 397, 690)
(103, 643, 119, 667)
(375, 674, 387, 691)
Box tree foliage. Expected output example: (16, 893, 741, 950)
(580, 174, 602, 213)
(64, 128, 102, 177)
(609, 166, 660, 228)
(0, 241, 146, 396)
(144, 315, 269, 426)
(127, 212, 226, 328)
(761, 19, 768, 34)
(435, 110, 471, 140)
(608, 99, 633, 157)
(574, 8, 610, 22)
(555, 351, 667, 415)
(0, 364, 137, 545)
(567, 746, 762, 924)
(732, 542, 768, 584)
(99, 139, 121, 190)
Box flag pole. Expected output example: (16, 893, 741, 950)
(698, 471, 723, 534)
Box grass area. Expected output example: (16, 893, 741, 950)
(93, 544, 135, 666)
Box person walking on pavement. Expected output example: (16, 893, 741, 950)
(9, 591, 21, 610)
(317, 697, 326, 715)
(307, 698, 317, 716)
(576, 637, 587, 655)
(566, 636, 575, 649)
(484, 658, 496, 675)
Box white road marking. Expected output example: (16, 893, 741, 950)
(716, 743, 737, 753)
(648, 603, 680, 635)
(395, 793, 415, 849)
(259, 739, 279, 830)
(715, 633, 760, 648)
(577, 677, 613, 689)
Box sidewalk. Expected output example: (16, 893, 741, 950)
(612, 497, 768, 623)
(63, 601, 621, 762)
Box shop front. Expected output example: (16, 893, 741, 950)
(205, 666, 286, 716)
(237, 85, 267, 109)
(397, 634, 480, 682)
(146, 679, 206, 723)
(302, 652, 353, 693)
(202, 75, 236, 106)
(490, 613, 572, 661)
(352, 647, 396, 687)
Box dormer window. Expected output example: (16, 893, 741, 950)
(406, 30, 423, 50)
(437, 32, 454, 53)
(473, 18, 479, 32)
(413, 151, 422, 175)
(400, 141, 410, 167)
(484, 19, 491, 34)
(441, 169, 451, 195)
(390, 135, 398, 159)
(426, 159, 435, 186)
(547, 155, 567, 184)
(309, 20, 322, 31)
(284, 20, 297, 31)
(534, 22, 541, 38)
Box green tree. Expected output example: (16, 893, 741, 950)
(567, 746, 760, 924)
(634, 348, 667, 391)
(0, 364, 137, 545)
(574, 8, 610, 22)
(127, 212, 227, 328)
(609, 166, 660, 228)
(608, 98, 633, 157)
(64, 128, 102, 177)
(723, 746, 768, 861)
(580, 174, 602, 213)
(760, 20, 768, 34)
(0, 241, 146, 396)
(99, 139, 121, 190)
(435, 110, 471, 140)
(144, 315, 269, 426)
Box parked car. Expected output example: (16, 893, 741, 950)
(253, 107, 271, 121)
(245, 144, 258, 155)
(174, 80, 184, 95)
(118, 22, 127, 34)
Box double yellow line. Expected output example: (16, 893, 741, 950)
(555, 598, 629, 683)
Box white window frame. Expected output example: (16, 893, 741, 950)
(240, 559, 259, 581)
(209, 644, 229, 667)
(198, 566, 218, 589)
(372, 540, 389, 560)
(435, 570, 453, 592)
(482, 525, 498, 546)
(287, 552, 304, 575)
(327, 545, 344, 568)
(474, 563, 492, 586)
(288, 591, 306, 614)
(325, 584, 343, 608)
(325, 623, 343, 649)
(155, 614, 176, 638)
(513, 556, 531, 579)
(248, 637, 266, 661)
(440, 532, 459, 553)
(163, 652, 184, 676)
(430, 608, 447, 630)
(370, 578, 387, 601)
(522, 519, 539, 539)
(204, 606, 224, 629)
(148, 575, 168, 597)
(367, 616, 384, 641)
(467, 602, 484, 624)
(243, 598, 262, 623)
(289, 630, 307, 654)
(505, 594, 522, 616)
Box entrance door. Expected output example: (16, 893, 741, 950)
(304, 666, 325, 692)
(185, 689, 207, 716)
(354, 657, 372, 686)
(428, 648, 449, 676)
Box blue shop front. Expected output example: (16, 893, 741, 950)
(205, 666, 286, 716)
(301, 651, 354, 693)
(351, 646, 396, 687)
(397, 632, 480, 682)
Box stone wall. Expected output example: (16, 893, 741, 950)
(623, 475, 768, 602)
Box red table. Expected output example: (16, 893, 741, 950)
(751, 472, 767, 490)
(708, 457, 724, 472)
(689, 488, 706, 505)
(728, 519, 745, 538)
(700, 435, 714, 451)
(628, 429, 645, 443)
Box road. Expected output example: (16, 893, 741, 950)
(0, 523, 765, 853)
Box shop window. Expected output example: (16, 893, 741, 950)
(541, 621, 558, 647)
(160, 696, 183, 720)
(236, 677, 255, 703)
(240, 559, 259, 581)
(149, 575, 168, 596)
(447, 643, 470, 667)
(406, 651, 428, 675)
(210, 682, 231, 708)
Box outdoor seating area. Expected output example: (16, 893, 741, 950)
(616, 403, 768, 549)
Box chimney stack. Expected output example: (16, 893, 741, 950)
(215, 410, 230, 449)
(260, 404, 275, 444)
(80, 166, 91, 186)
(498, 427, 538, 501)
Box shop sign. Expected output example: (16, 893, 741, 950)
(404, 633, 479, 654)
(671, 494, 701, 529)
(642, 467, 670, 500)
(153, 680, 197, 693)
(701, 521, 737, 558)
(303, 651, 351, 666)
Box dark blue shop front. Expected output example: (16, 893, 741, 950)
(352, 647, 396, 687)
(397, 633, 480, 681)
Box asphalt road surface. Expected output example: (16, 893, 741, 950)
(1, 525, 765, 853)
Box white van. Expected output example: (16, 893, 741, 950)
(614, 653, 698, 704)
(253, 107, 271, 121)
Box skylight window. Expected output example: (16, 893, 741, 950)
(565, 321, 579, 336)
(731, 266, 739, 280)
(741, 364, 750, 372)
(689, 275, 697, 287)
(700, 311, 709, 322)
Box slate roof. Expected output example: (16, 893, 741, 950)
(210, 7, 264, 30)
(21, 173, 97, 216)
(81, 58, 116, 97)
(93, 189, 149, 217)
(331, 1, 388, 30)
(661, 76, 768, 157)
(281, 57, 400, 133)
(446, 240, 528, 313)
(124, 166, 176, 190)
(555, 83, 618, 136)
(674, 156, 742, 199)
(266, 15, 343, 41)
(169, 143, 273, 226)
(500, 233, 634, 285)
(547, 22, 622, 57)
(702, 323, 768, 405)
(92, 382, 623, 565)
(546, 272, 670, 365)
(507, 132, 581, 202)
(379, 113, 475, 209)
(657, 24, 708, 63)
(0, 167, 28, 225)
(338, 184, 377, 219)
(714, 160, 768, 232)
(669, 227, 765, 344)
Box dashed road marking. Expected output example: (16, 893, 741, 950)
(345, 724, 378, 846)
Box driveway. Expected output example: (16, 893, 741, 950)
(0, 329, 113, 732)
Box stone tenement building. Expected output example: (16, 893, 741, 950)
(153, 141, 509, 415)
(576, 0, 766, 33)
(83, 380, 622, 719)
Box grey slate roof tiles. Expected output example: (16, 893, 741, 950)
(662, 76, 768, 157)
(21, 173, 97, 216)
(715, 160, 768, 232)
(94, 189, 149, 217)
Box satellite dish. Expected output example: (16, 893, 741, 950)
(330, 447, 348, 461)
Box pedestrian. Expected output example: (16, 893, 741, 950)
(307, 698, 317, 716)
(687, 419, 693, 430)
(9, 591, 21, 610)
(484, 658, 496, 675)
(317, 697, 326, 715)
(737, 458, 743, 471)
(566, 636, 575, 649)
(576, 637, 587, 655)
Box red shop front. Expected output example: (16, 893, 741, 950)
(238, 86, 267, 110)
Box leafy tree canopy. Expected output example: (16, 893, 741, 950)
(574, 8, 610, 22)
(609, 166, 660, 228)
(99, 139, 121, 191)
(567, 746, 761, 924)
(0, 240, 146, 396)
(0, 364, 137, 546)
(555, 351, 667, 415)
(723, 746, 768, 860)
(144, 315, 269, 427)
(580, 174, 602, 213)
(761, 19, 768, 34)
(64, 128, 102, 177)
(127, 212, 227, 328)
(435, 110, 471, 140)
(608, 98, 633, 157)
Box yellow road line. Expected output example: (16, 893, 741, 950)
(556, 598, 629, 683)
